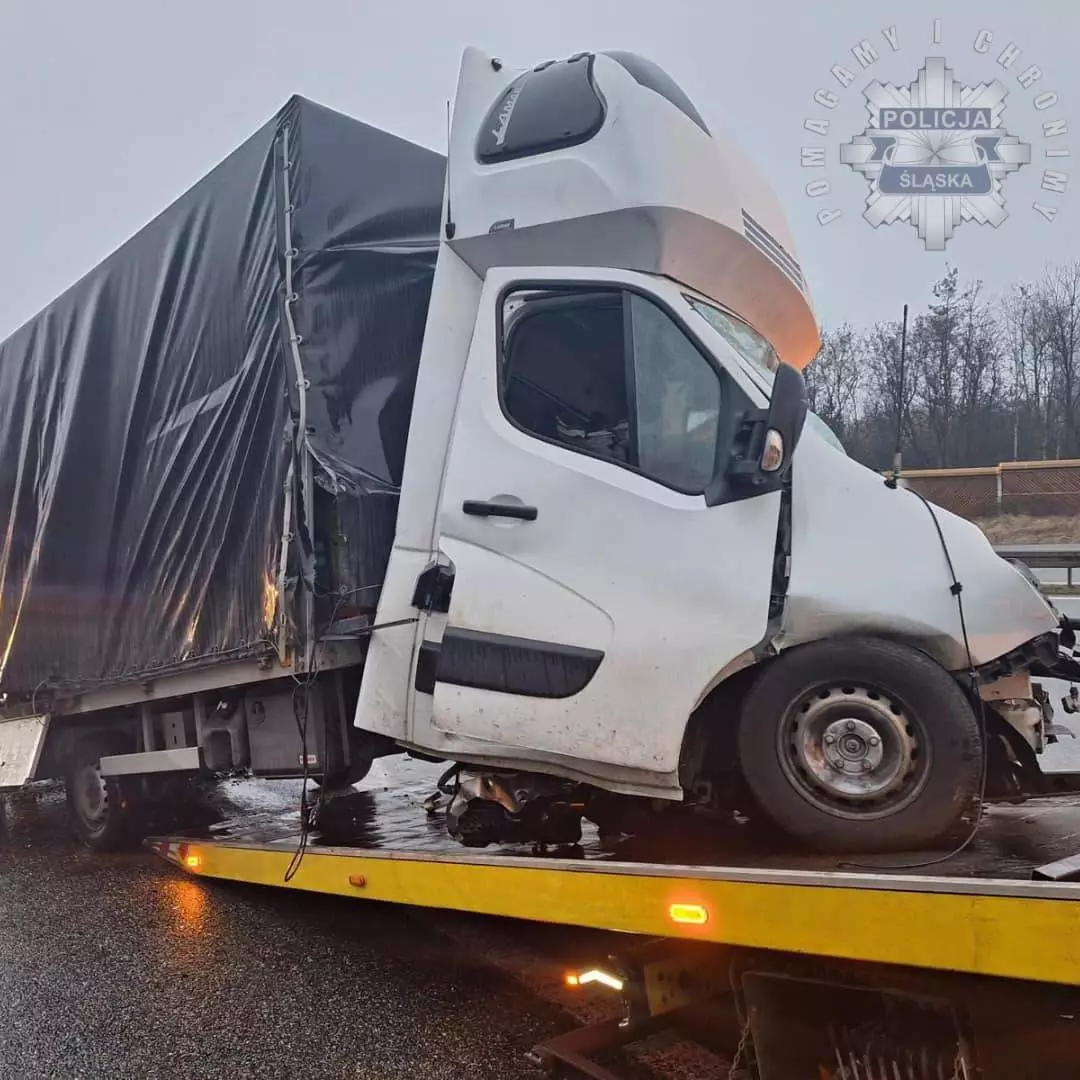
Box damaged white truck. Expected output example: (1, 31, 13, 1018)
(1, 47, 1077, 853)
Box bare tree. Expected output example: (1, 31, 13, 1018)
(1042, 262, 1080, 458)
(953, 278, 1003, 466)
(805, 324, 863, 443)
(863, 317, 921, 468)
(798, 261, 1080, 472)
(915, 267, 961, 467)
(1002, 283, 1050, 461)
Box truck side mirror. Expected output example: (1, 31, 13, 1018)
(722, 363, 808, 496)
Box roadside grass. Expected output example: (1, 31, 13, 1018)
(966, 515, 1080, 596)
(974, 514, 1080, 545)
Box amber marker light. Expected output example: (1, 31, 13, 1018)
(668, 902, 709, 926)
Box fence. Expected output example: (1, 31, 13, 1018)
(894, 460, 1080, 519)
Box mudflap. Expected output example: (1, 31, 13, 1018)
(0, 715, 49, 791)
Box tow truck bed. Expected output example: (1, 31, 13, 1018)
(148, 766, 1080, 1077)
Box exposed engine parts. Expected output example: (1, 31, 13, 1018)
(444, 770, 585, 849)
(435, 767, 691, 849)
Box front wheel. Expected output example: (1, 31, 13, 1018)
(736, 638, 983, 852)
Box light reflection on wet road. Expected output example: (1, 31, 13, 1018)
(0, 768, 647, 1080)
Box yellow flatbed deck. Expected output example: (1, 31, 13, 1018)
(147, 767, 1080, 989)
(149, 833, 1080, 986)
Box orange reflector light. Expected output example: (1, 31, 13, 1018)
(565, 973, 580, 988)
(184, 853, 201, 870)
(668, 902, 709, 926)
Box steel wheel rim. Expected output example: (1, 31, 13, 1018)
(72, 761, 110, 834)
(777, 683, 930, 820)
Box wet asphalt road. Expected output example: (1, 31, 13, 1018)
(0, 781, 647, 1080)
(7, 758, 1080, 1080)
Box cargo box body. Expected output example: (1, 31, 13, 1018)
(0, 97, 445, 695)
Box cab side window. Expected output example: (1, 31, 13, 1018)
(501, 293, 632, 465)
(500, 288, 724, 494)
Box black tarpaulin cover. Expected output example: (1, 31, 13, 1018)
(0, 97, 445, 695)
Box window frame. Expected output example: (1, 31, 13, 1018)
(495, 280, 744, 498)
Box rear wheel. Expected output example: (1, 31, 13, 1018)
(736, 638, 983, 852)
(65, 735, 135, 851)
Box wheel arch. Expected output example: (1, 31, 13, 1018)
(35, 711, 140, 780)
(677, 630, 970, 795)
(678, 660, 764, 793)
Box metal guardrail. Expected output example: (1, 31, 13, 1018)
(994, 544, 1080, 587)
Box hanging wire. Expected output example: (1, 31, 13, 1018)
(843, 489, 989, 872)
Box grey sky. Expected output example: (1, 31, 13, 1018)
(2, 0, 1076, 338)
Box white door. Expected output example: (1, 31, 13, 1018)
(413, 267, 782, 793)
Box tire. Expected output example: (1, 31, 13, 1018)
(64, 734, 136, 851)
(736, 637, 983, 853)
(319, 729, 377, 790)
(147, 775, 222, 833)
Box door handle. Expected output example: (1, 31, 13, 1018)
(462, 499, 538, 521)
